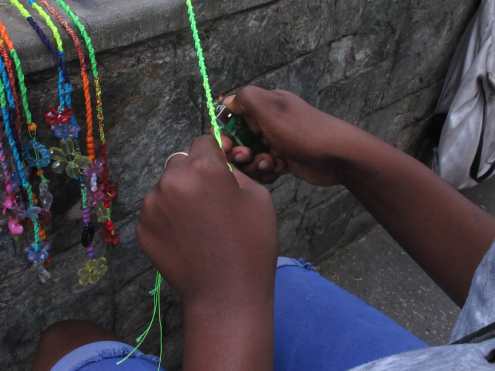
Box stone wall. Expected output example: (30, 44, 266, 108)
(0, 1, 477, 369)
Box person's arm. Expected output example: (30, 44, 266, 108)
(338, 130, 495, 305)
(223, 86, 495, 306)
(138, 136, 277, 371)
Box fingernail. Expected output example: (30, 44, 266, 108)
(258, 160, 269, 171)
(234, 154, 244, 162)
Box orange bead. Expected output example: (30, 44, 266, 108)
(39, 228, 46, 240)
(28, 122, 37, 134)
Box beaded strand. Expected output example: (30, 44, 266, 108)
(0, 23, 52, 186)
(54, 0, 105, 146)
(38, 0, 94, 159)
(0, 46, 22, 240)
(35, 0, 100, 262)
(54, 0, 118, 247)
(28, 0, 97, 160)
(0, 74, 45, 265)
(0, 23, 36, 134)
(13, 0, 109, 283)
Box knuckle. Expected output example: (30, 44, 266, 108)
(161, 177, 184, 196)
(191, 157, 222, 177)
(159, 173, 189, 195)
(269, 90, 291, 113)
(237, 85, 258, 103)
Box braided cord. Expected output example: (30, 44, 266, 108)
(0, 40, 22, 140)
(0, 47, 15, 197)
(185, 0, 222, 148)
(55, 0, 115, 239)
(0, 22, 48, 183)
(0, 24, 34, 126)
(55, 0, 105, 145)
(29, 1, 64, 52)
(0, 74, 40, 248)
(0, 58, 14, 109)
(38, 0, 95, 160)
(9, 0, 66, 108)
(23, 0, 73, 109)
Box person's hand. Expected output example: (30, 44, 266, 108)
(221, 86, 362, 186)
(137, 135, 278, 310)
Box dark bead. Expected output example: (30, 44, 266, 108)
(81, 224, 96, 247)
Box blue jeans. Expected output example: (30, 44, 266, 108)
(53, 258, 426, 371)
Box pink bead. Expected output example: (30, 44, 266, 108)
(8, 218, 23, 236)
(3, 194, 15, 213)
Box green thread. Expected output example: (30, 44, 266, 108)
(185, 0, 222, 148)
(117, 272, 164, 370)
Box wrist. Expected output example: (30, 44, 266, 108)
(183, 294, 274, 371)
(183, 284, 274, 325)
(335, 126, 397, 187)
(308, 115, 374, 185)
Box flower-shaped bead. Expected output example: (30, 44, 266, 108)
(27, 242, 51, 264)
(45, 108, 80, 139)
(78, 257, 108, 286)
(8, 217, 23, 236)
(50, 139, 92, 179)
(96, 205, 111, 223)
(45, 107, 72, 126)
(24, 140, 51, 168)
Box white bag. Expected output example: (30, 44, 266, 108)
(435, 0, 495, 189)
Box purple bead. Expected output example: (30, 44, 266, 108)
(82, 207, 91, 224)
(86, 243, 96, 259)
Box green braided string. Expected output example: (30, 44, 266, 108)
(54, 0, 99, 79)
(9, 50, 32, 125)
(185, 0, 222, 147)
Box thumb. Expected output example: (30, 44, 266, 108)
(232, 167, 262, 192)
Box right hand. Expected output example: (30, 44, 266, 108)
(222, 86, 359, 186)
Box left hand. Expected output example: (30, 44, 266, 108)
(137, 135, 278, 310)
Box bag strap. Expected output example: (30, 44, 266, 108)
(453, 322, 495, 344)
